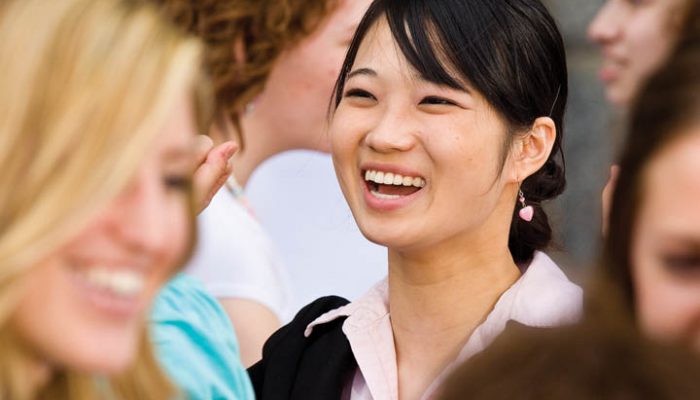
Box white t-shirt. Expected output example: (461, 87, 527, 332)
(184, 187, 293, 321)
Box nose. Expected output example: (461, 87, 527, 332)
(363, 105, 418, 154)
(588, 1, 621, 45)
(107, 168, 180, 257)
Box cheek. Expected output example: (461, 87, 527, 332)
(635, 260, 681, 336)
(627, 16, 676, 74)
(330, 117, 358, 186)
(162, 200, 191, 266)
(286, 44, 341, 98)
(11, 260, 141, 373)
(330, 109, 363, 158)
(432, 121, 503, 187)
(634, 257, 700, 343)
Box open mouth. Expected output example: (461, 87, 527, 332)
(71, 265, 147, 318)
(363, 169, 425, 199)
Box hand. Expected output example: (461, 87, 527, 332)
(601, 165, 619, 236)
(192, 135, 238, 214)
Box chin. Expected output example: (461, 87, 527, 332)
(357, 222, 417, 250)
(605, 86, 633, 109)
(61, 330, 141, 374)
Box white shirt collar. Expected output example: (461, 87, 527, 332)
(305, 251, 583, 400)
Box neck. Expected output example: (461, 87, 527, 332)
(388, 220, 521, 399)
(226, 108, 304, 187)
(388, 241, 520, 338)
(388, 192, 521, 334)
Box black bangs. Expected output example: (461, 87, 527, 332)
(384, 1, 464, 90)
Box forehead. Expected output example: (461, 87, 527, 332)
(352, 17, 463, 85)
(353, 19, 403, 69)
(153, 92, 197, 160)
(640, 129, 700, 234)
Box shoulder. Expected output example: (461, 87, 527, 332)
(260, 296, 351, 351)
(151, 274, 240, 355)
(511, 252, 583, 326)
(248, 296, 357, 400)
(151, 274, 255, 399)
(184, 189, 292, 318)
(151, 274, 228, 324)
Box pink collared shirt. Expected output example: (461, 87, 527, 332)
(304, 251, 583, 400)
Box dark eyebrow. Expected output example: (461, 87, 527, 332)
(347, 68, 377, 80)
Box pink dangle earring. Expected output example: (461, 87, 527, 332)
(518, 189, 534, 222)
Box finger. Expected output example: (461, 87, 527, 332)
(193, 141, 238, 213)
(601, 164, 620, 237)
(609, 165, 620, 185)
(194, 134, 215, 165)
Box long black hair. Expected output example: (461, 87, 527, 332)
(333, 0, 568, 264)
(593, 12, 700, 321)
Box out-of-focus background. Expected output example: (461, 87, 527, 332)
(248, 1, 617, 313)
(543, 0, 617, 276)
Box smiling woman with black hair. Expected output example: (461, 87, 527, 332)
(249, 1, 582, 399)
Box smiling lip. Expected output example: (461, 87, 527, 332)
(598, 50, 625, 83)
(599, 64, 621, 83)
(359, 163, 426, 212)
(362, 182, 424, 212)
(360, 162, 423, 179)
(69, 262, 149, 320)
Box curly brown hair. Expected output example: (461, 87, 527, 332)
(150, 0, 338, 132)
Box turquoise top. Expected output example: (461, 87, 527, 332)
(151, 273, 255, 400)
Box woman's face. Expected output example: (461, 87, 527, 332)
(330, 19, 516, 253)
(632, 128, 700, 352)
(588, 0, 686, 107)
(12, 91, 196, 373)
(252, 0, 371, 152)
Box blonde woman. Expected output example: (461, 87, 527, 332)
(0, 0, 226, 397)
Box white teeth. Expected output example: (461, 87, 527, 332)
(364, 169, 426, 188)
(370, 191, 401, 199)
(85, 268, 145, 297)
(375, 171, 385, 183)
(383, 173, 394, 185)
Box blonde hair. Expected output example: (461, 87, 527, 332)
(0, 0, 207, 398)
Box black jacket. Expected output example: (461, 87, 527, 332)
(248, 296, 358, 400)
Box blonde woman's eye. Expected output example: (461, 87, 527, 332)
(164, 175, 191, 192)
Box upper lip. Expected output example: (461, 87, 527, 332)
(601, 47, 626, 66)
(69, 256, 150, 273)
(359, 162, 426, 180)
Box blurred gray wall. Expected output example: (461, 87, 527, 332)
(542, 0, 616, 274)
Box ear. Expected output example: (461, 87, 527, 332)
(509, 117, 556, 182)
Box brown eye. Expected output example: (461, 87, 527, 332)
(662, 254, 700, 276)
(420, 96, 456, 106)
(344, 88, 376, 100)
(164, 175, 191, 192)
